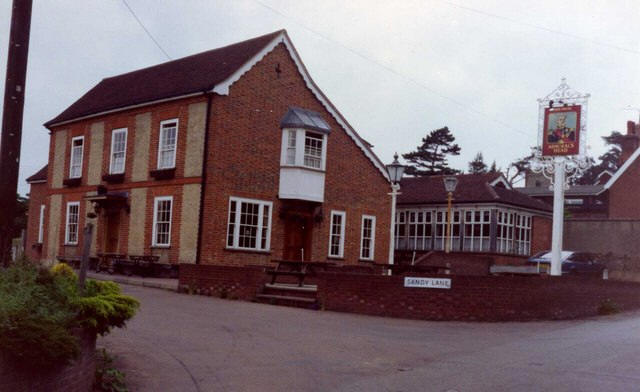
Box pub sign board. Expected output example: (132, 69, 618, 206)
(542, 105, 581, 156)
(404, 277, 451, 289)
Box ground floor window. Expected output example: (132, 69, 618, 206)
(360, 215, 376, 260)
(153, 196, 173, 247)
(463, 210, 491, 252)
(329, 210, 345, 258)
(65, 202, 80, 245)
(227, 197, 272, 251)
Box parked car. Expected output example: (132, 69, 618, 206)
(527, 251, 606, 275)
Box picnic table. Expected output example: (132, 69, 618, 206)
(129, 255, 160, 277)
(56, 255, 99, 270)
(96, 253, 127, 274)
(269, 260, 336, 286)
(372, 263, 450, 275)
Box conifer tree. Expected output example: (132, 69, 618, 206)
(402, 126, 461, 176)
(468, 152, 488, 174)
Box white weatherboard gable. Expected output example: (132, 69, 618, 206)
(211, 31, 391, 182)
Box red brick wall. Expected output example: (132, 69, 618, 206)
(44, 96, 207, 262)
(25, 182, 47, 261)
(199, 43, 391, 266)
(179, 263, 268, 299)
(531, 216, 552, 254)
(609, 159, 640, 219)
(317, 272, 640, 321)
(0, 329, 96, 392)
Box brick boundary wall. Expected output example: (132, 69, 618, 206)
(0, 329, 96, 392)
(179, 264, 269, 299)
(316, 272, 640, 321)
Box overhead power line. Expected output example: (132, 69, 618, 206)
(441, 1, 640, 55)
(251, 0, 533, 138)
(121, 0, 172, 60)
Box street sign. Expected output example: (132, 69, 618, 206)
(404, 277, 451, 289)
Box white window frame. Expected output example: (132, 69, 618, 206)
(38, 204, 46, 243)
(152, 196, 173, 247)
(462, 209, 491, 252)
(109, 128, 128, 174)
(328, 210, 346, 258)
(280, 128, 327, 171)
(69, 136, 84, 178)
(360, 215, 376, 260)
(65, 201, 80, 245)
(226, 197, 272, 251)
(157, 119, 179, 170)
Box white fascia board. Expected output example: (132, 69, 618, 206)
(489, 174, 512, 190)
(211, 31, 391, 182)
(603, 148, 640, 190)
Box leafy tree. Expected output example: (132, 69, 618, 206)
(402, 126, 461, 176)
(468, 152, 488, 174)
(505, 147, 538, 186)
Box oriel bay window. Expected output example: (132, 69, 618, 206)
(281, 128, 327, 170)
(227, 197, 272, 251)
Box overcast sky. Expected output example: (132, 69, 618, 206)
(1, 0, 639, 196)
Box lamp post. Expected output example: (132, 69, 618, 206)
(386, 153, 406, 267)
(443, 176, 458, 253)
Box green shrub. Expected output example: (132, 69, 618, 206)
(94, 348, 128, 392)
(0, 262, 139, 368)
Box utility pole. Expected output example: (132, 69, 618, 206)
(0, 0, 33, 267)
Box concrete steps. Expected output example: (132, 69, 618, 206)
(254, 283, 319, 309)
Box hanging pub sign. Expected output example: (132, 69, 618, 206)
(542, 105, 581, 156)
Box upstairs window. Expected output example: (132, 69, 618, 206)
(158, 119, 178, 169)
(286, 130, 296, 165)
(110, 128, 128, 174)
(69, 136, 84, 178)
(329, 210, 346, 258)
(304, 132, 323, 169)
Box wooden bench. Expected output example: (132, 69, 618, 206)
(269, 260, 336, 286)
(96, 253, 127, 274)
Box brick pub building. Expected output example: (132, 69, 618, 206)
(25, 30, 391, 270)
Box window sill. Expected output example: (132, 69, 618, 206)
(358, 259, 374, 263)
(102, 173, 125, 184)
(151, 245, 171, 249)
(280, 165, 325, 173)
(64, 243, 78, 247)
(150, 168, 176, 180)
(328, 256, 344, 260)
(225, 247, 271, 255)
(63, 177, 82, 187)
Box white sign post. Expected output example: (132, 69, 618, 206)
(531, 78, 591, 276)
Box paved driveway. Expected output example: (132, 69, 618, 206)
(99, 285, 640, 392)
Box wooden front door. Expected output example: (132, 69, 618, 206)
(283, 215, 312, 261)
(104, 210, 120, 253)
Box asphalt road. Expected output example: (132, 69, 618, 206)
(99, 285, 640, 392)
